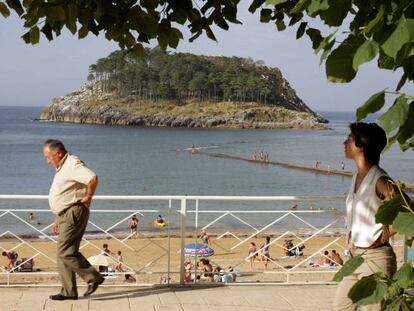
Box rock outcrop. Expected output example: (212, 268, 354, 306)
(40, 82, 328, 130)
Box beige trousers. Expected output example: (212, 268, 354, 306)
(57, 204, 103, 297)
(332, 245, 396, 311)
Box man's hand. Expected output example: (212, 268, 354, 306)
(80, 175, 98, 209)
(80, 196, 93, 208)
(52, 216, 59, 234)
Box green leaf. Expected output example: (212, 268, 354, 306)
(315, 31, 336, 54)
(393, 102, 414, 148)
(326, 34, 365, 83)
(319, 0, 351, 27)
(266, 0, 288, 4)
(290, 0, 311, 14)
(364, 5, 384, 34)
(375, 194, 406, 225)
(157, 32, 168, 49)
(29, 26, 39, 44)
(296, 22, 307, 39)
(260, 8, 272, 23)
(0, 2, 10, 17)
(41, 23, 53, 41)
(174, 9, 187, 25)
(21, 30, 31, 43)
(333, 255, 364, 282)
(352, 40, 379, 71)
(383, 297, 403, 311)
(393, 212, 414, 236)
(248, 0, 265, 13)
(378, 51, 396, 70)
(396, 74, 407, 92)
(349, 273, 387, 306)
(306, 0, 329, 17)
(65, 3, 77, 34)
(306, 28, 323, 49)
(46, 5, 66, 21)
(276, 19, 286, 31)
(6, 0, 23, 16)
(168, 28, 183, 49)
(393, 263, 414, 288)
(356, 91, 385, 121)
(78, 25, 89, 39)
(130, 43, 146, 57)
(128, 7, 159, 36)
(379, 95, 409, 133)
(382, 18, 414, 60)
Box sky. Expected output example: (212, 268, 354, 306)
(0, 3, 412, 112)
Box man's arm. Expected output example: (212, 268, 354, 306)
(80, 175, 98, 208)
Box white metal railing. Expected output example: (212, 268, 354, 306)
(0, 194, 366, 287)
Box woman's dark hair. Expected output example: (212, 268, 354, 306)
(349, 122, 387, 165)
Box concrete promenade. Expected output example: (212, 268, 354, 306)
(0, 284, 336, 311)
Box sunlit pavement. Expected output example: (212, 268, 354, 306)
(0, 284, 336, 311)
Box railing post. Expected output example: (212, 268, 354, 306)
(179, 197, 187, 286)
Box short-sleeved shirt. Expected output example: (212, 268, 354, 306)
(48, 153, 96, 215)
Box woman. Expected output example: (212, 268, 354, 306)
(128, 215, 138, 238)
(260, 236, 271, 269)
(247, 242, 257, 271)
(333, 122, 397, 311)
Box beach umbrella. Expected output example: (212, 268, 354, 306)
(183, 243, 214, 257)
(87, 254, 115, 266)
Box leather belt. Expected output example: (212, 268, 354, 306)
(355, 241, 390, 250)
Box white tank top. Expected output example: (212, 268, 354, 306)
(346, 165, 387, 248)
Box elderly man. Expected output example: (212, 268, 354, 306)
(43, 139, 104, 300)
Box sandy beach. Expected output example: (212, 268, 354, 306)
(0, 231, 406, 286)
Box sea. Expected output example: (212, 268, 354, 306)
(0, 106, 413, 236)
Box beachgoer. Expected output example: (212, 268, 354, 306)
(333, 122, 398, 311)
(251, 152, 257, 161)
(200, 258, 214, 282)
(102, 243, 112, 256)
(330, 249, 343, 266)
(213, 266, 222, 282)
(295, 244, 305, 256)
(247, 242, 257, 271)
(227, 266, 237, 282)
(199, 230, 210, 245)
(29, 212, 34, 221)
(260, 236, 271, 269)
(2, 251, 18, 270)
(184, 258, 193, 283)
(115, 251, 123, 272)
(156, 214, 164, 224)
(221, 269, 233, 283)
(289, 204, 298, 210)
(259, 151, 265, 161)
(321, 250, 332, 266)
(341, 161, 345, 170)
(283, 239, 295, 256)
(191, 144, 197, 154)
(128, 215, 138, 238)
(43, 139, 104, 300)
(124, 273, 136, 283)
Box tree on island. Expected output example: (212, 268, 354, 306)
(86, 48, 311, 111)
(1, 0, 413, 308)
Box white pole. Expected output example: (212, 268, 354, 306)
(179, 198, 187, 285)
